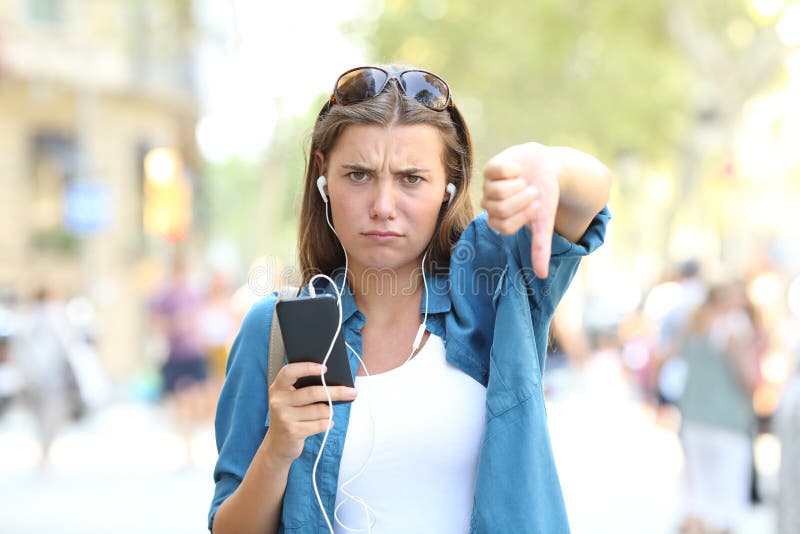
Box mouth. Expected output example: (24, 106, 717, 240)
(362, 230, 403, 241)
(363, 230, 402, 237)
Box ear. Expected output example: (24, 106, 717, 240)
(314, 149, 327, 178)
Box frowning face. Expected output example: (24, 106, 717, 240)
(316, 123, 450, 276)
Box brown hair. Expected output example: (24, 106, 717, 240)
(297, 65, 475, 287)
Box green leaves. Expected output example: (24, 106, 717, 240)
(350, 0, 694, 164)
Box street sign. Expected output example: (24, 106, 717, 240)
(64, 182, 113, 236)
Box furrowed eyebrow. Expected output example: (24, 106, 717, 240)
(340, 164, 430, 175)
(341, 164, 375, 173)
(396, 167, 429, 175)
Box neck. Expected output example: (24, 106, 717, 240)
(347, 260, 425, 328)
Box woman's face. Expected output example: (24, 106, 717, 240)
(317, 123, 449, 275)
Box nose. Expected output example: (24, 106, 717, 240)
(369, 180, 396, 220)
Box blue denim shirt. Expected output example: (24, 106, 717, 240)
(209, 207, 610, 533)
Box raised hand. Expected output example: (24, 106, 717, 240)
(481, 142, 562, 278)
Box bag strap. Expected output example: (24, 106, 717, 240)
(268, 285, 299, 388)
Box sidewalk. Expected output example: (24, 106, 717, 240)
(0, 401, 217, 534)
(546, 353, 777, 534)
(0, 359, 779, 533)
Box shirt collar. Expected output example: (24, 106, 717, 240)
(305, 269, 451, 323)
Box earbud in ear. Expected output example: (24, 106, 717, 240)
(445, 183, 456, 208)
(316, 176, 328, 203)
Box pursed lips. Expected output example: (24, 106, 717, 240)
(362, 230, 403, 241)
(362, 230, 402, 236)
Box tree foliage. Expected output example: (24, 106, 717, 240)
(345, 0, 787, 272)
(347, 0, 692, 165)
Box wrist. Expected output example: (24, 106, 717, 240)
(259, 435, 296, 472)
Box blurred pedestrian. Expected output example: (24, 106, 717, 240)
(0, 289, 24, 415)
(198, 270, 236, 397)
(675, 282, 758, 534)
(150, 257, 209, 465)
(776, 347, 800, 534)
(653, 260, 708, 409)
(10, 287, 83, 468)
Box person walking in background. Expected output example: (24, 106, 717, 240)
(198, 270, 237, 405)
(675, 281, 758, 534)
(10, 287, 83, 469)
(652, 260, 708, 411)
(150, 257, 209, 466)
(776, 346, 800, 534)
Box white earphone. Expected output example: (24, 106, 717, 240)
(317, 175, 455, 208)
(317, 175, 329, 203)
(445, 182, 456, 208)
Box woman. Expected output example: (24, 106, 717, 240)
(676, 282, 758, 534)
(209, 65, 611, 533)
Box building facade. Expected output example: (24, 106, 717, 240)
(0, 0, 202, 379)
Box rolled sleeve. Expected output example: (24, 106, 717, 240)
(505, 205, 610, 317)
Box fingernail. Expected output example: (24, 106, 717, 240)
(347, 388, 358, 397)
(321, 365, 328, 373)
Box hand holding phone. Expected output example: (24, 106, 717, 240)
(275, 294, 355, 400)
(265, 361, 358, 463)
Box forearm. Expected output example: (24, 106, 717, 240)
(551, 146, 612, 243)
(213, 437, 291, 534)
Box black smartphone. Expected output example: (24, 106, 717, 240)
(275, 294, 354, 403)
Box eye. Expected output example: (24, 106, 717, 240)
(348, 171, 369, 183)
(403, 175, 423, 185)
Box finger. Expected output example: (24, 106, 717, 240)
(530, 210, 554, 279)
(290, 402, 335, 422)
(483, 158, 523, 181)
(482, 177, 529, 202)
(288, 385, 358, 407)
(283, 419, 335, 441)
(487, 202, 540, 235)
(273, 362, 327, 391)
(481, 186, 538, 219)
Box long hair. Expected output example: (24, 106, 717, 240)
(297, 65, 475, 287)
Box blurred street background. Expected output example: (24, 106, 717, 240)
(2, 0, 800, 533)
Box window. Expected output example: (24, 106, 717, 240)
(29, 132, 79, 252)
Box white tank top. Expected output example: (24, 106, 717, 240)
(333, 333, 487, 534)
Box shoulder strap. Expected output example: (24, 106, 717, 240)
(268, 285, 299, 388)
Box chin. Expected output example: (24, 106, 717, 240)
(353, 252, 418, 273)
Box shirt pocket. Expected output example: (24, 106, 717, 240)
(485, 271, 539, 418)
(486, 344, 534, 418)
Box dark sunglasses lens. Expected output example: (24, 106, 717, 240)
(401, 71, 449, 110)
(336, 68, 388, 105)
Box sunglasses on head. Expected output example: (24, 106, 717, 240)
(330, 66, 452, 112)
